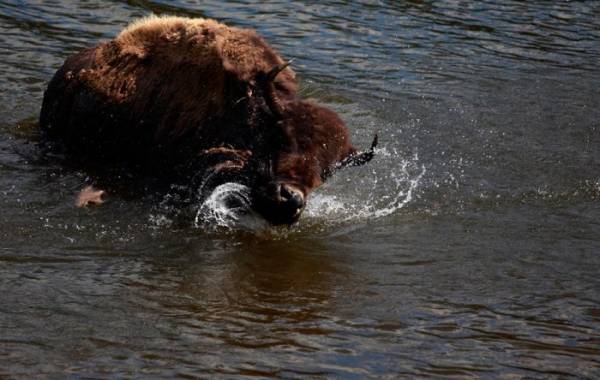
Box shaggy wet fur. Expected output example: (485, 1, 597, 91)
(40, 15, 370, 224)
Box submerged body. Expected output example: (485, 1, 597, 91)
(40, 15, 375, 224)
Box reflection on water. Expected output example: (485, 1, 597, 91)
(1, 0, 600, 378)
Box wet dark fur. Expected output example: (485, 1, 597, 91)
(39, 16, 370, 224)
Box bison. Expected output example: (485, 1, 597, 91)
(40, 15, 377, 225)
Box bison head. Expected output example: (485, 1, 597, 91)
(222, 62, 378, 225)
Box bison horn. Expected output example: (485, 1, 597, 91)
(264, 59, 293, 117)
(338, 133, 379, 168)
(266, 59, 294, 82)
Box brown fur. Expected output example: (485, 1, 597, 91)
(40, 15, 371, 224)
(42, 16, 296, 144)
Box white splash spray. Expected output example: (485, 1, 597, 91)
(149, 146, 425, 231)
(304, 150, 425, 223)
(194, 182, 269, 231)
(191, 149, 425, 230)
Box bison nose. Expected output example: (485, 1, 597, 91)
(279, 184, 304, 211)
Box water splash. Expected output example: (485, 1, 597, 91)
(194, 182, 268, 231)
(304, 150, 425, 223)
(149, 147, 425, 231)
(191, 149, 425, 230)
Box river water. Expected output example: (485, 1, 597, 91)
(1, 1, 599, 378)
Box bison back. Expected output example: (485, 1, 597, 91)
(40, 16, 296, 164)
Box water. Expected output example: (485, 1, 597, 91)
(1, 1, 599, 378)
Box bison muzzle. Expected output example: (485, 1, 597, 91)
(40, 15, 377, 225)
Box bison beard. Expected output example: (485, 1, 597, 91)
(39, 15, 376, 225)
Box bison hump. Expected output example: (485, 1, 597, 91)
(40, 15, 299, 159)
(109, 15, 298, 140)
(115, 15, 297, 92)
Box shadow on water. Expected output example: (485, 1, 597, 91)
(137, 237, 345, 338)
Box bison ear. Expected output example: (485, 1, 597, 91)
(337, 133, 378, 169)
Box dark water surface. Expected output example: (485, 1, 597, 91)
(1, 1, 600, 378)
